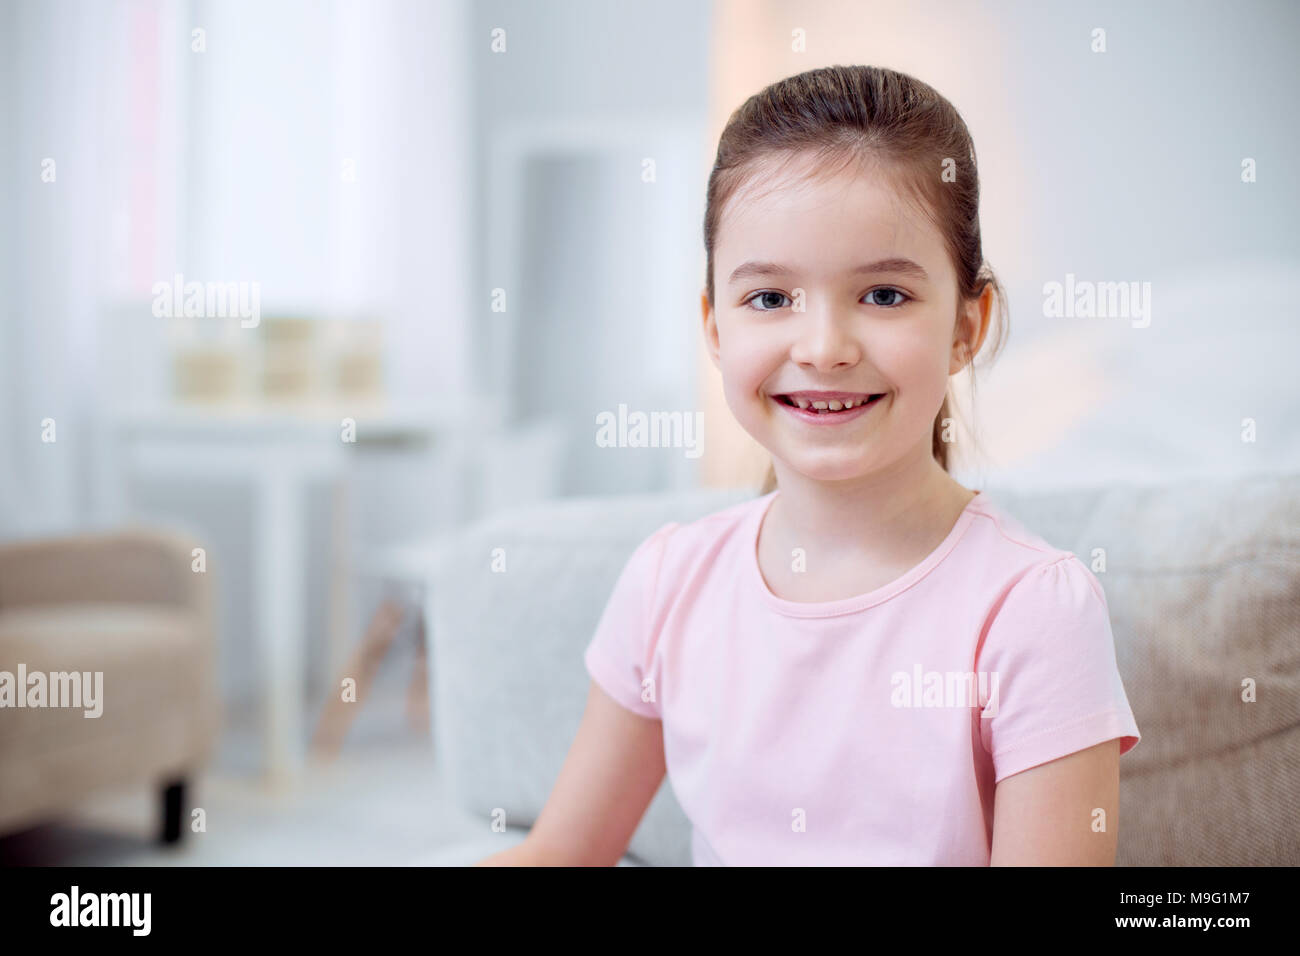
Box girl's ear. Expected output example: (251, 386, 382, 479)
(701, 291, 722, 370)
(950, 286, 993, 375)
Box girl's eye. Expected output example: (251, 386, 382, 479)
(865, 287, 909, 308)
(744, 288, 910, 311)
(744, 291, 791, 311)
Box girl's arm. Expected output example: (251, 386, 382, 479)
(989, 738, 1121, 866)
(475, 678, 667, 866)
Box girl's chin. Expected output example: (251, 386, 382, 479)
(769, 452, 881, 482)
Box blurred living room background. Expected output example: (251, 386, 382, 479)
(1, 0, 1297, 864)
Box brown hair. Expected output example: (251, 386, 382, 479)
(702, 65, 1009, 495)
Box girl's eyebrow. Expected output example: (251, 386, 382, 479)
(727, 258, 930, 285)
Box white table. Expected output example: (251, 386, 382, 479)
(96, 405, 460, 788)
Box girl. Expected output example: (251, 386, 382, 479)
(480, 64, 1140, 867)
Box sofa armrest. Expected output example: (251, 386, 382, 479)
(0, 527, 211, 616)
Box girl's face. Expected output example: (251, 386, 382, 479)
(703, 153, 984, 485)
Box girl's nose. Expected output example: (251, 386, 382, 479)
(789, 305, 861, 371)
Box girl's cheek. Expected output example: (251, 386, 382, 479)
(881, 326, 950, 384)
(719, 338, 772, 388)
(721, 364, 764, 410)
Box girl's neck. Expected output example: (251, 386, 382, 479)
(765, 451, 975, 561)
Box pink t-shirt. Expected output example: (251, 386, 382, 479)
(583, 489, 1141, 866)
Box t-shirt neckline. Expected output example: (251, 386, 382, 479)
(749, 488, 986, 618)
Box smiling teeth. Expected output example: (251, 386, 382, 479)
(782, 394, 879, 412)
(792, 397, 863, 411)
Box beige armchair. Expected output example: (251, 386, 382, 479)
(0, 528, 221, 841)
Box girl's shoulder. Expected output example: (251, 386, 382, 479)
(641, 490, 770, 545)
(627, 492, 771, 593)
(963, 491, 1108, 607)
(966, 491, 1076, 561)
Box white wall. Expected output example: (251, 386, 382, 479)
(468, 0, 713, 496)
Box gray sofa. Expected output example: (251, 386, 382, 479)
(411, 474, 1300, 866)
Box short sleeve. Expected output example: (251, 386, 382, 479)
(582, 522, 676, 720)
(977, 555, 1141, 784)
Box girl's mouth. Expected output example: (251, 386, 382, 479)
(772, 392, 885, 425)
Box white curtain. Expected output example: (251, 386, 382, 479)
(0, 0, 473, 537)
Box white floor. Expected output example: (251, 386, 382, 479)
(0, 669, 486, 866)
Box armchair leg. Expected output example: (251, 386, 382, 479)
(160, 779, 185, 844)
